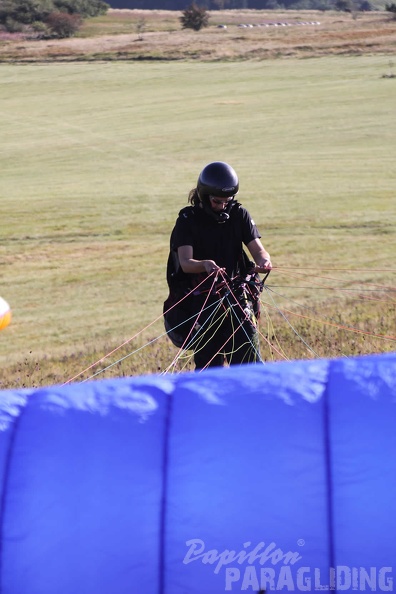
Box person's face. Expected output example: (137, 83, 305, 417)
(209, 196, 233, 213)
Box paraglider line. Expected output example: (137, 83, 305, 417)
(263, 287, 321, 359)
(225, 295, 263, 364)
(275, 268, 396, 296)
(275, 266, 396, 273)
(84, 299, 226, 380)
(62, 266, 395, 380)
(62, 273, 216, 384)
(261, 295, 396, 342)
(198, 270, 266, 369)
(162, 271, 223, 373)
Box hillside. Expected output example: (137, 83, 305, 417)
(1, 9, 396, 61)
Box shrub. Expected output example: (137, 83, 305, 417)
(3, 16, 26, 32)
(385, 2, 396, 17)
(180, 3, 209, 31)
(31, 19, 51, 36)
(45, 10, 81, 37)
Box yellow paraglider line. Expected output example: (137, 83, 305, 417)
(62, 272, 219, 385)
(62, 266, 396, 383)
(163, 298, 229, 374)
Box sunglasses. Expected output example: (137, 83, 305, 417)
(209, 196, 234, 206)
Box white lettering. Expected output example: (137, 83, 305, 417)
(233, 542, 253, 565)
(351, 567, 359, 590)
(260, 567, 276, 591)
(183, 538, 205, 564)
(297, 567, 311, 591)
(314, 568, 329, 591)
(329, 567, 336, 590)
(225, 568, 240, 591)
(202, 549, 219, 565)
(185, 541, 394, 594)
(247, 542, 302, 566)
(337, 566, 351, 591)
(359, 567, 376, 590)
(277, 565, 295, 590)
(379, 567, 393, 591)
(242, 566, 259, 591)
(246, 542, 271, 564)
(183, 539, 302, 573)
(214, 550, 240, 573)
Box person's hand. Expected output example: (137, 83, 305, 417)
(254, 258, 272, 273)
(203, 260, 223, 275)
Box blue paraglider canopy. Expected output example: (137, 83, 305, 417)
(0, 353, 395, 593)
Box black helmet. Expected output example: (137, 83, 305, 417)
(197, 161, 239, 201)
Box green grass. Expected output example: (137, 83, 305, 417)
(78, 9, 182, 37)
(0, 57, 395, 387)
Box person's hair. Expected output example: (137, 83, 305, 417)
(188, 188, 200, 206)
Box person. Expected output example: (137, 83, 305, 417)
(165, 161, 272, 370)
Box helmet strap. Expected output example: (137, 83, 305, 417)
(201, 197, 235, 223)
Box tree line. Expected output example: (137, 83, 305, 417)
(2, 0, 393, 40)
(0, 0, 109, 37)
(106, 0, 374, 10)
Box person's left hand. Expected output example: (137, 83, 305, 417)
(254, 258, 272, 273)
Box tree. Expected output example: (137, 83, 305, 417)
(385, 2, 396, 17)
(180, 3, 209, 31)
(53, 0, 109, 17)
(136, 16, 145, 40)
(0, 0, 109, 33)
(0, 0, 53, 27)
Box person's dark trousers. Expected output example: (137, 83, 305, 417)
(193, 293, 260, 369)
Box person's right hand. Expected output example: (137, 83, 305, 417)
(203, 260, 223, 275)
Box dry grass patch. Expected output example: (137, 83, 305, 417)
(1, 297, 394, 389)
(1, 10, 396, 62)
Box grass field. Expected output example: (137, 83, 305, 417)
(0, 47, 395, 386)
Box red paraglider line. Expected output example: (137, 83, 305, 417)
(261, 300, 396, 342)
(163, 271, 221, 373)
(218, 269, 287, 361)
(196, 270, 287, 370)
(275, 267, 396, 294)
(274, 266, 396, 273)
(62, 273, 217, 385)
(63, 266, 395, 382)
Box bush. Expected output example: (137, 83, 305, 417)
(31, 18, 51, 36)
(53, 0, 109, 18)
(180, 3, 209, 31)
(385, 2, 396, 16)
(45, 10, 81, 36)
(3, 16, 26, 32)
